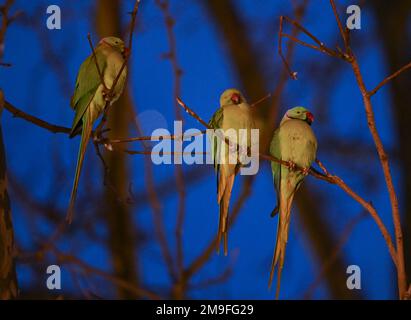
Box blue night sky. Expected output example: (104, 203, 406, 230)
(0, 0, 402, 299)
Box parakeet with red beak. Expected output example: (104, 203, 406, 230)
(209, 88, 255, 255)
(269, 106, 317, 299)
(67, 36, 128, 223)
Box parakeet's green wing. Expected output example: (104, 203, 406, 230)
(270, 128, 281, 216)
(209, 108, 224, 171)
(70, 52, 107, 136)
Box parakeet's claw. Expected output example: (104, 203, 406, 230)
(286, 160, 296, 171)
(102, 88, 114, 102)
(102, 87, 109, 98)
(302, 167, 310, 176)
(93, 127, 111, 142)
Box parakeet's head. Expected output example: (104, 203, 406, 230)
(285, 106, 314, 125)
(99, 36, 129, 58)
(219, 88, 246, 107)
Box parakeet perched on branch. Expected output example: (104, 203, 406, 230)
(67, 36, 128, 223)
(269, 106, 317, 299)
(209, 88, 255, 255)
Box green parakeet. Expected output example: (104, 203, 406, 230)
(209, 88, 255, 255)
(67, 36, 128, 223)
(269, 106, 317, 299)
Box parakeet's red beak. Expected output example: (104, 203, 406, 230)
(306, 112, 314, 124)
(123, 47, 130, 58)
(231, 93, 241, 105)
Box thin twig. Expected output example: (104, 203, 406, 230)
(266, 1, 309, 149)
(115, 149, 207, 156)
(177, 97, 210, 129)
(109, 0, 140, 98)
(280, 15, 345, 60)
(369, 61, 411, 96)
(329, 0, 349, 51)
(0, 0, 15, 58)
(278, 15, 347, 80)
(4, 101, 71, 134)
(250, 93, 272, 107)
(87, 34, 107, 91)
(104, 130, 207, 144)
(278, 16, 297, 79)
(92, 140, 111, 187)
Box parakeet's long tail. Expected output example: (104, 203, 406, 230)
(269, 191, 294, 299)
(67, 111, 92, 224)
(216, 165, 235, 256)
